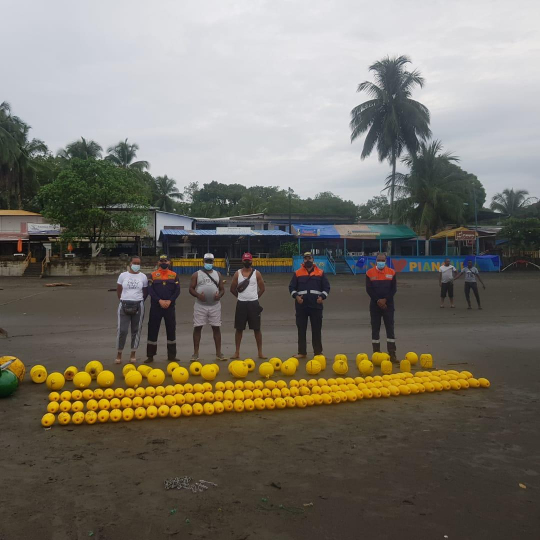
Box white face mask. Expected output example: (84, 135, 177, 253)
(131, 264, 141, 272)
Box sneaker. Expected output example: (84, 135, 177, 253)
(190, 354, 199, 363)
(216, 353, 228, 361)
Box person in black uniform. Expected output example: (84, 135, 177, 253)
(288, 252, 331, 359)
(145, 255, 180, 363)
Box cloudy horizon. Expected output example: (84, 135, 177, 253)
(3, 0, 539, 206)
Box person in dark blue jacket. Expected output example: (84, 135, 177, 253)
(289, 252, 331, 359)
(145, 255, 181, 363)
(366, 253, 397, 362)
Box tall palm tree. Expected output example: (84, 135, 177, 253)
(490, 189, 535, 217)
(57, 137, 103, 160)
(105, 139, 149, 171)
(350, 55, 431, 224)
(391, 140, 465, 240)
(152, 175, 183, 212)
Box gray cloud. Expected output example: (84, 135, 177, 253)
(2, 0, 539, 205)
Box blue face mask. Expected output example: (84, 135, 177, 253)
(131, 264, 141, 272)
(376, 261, 386, 270)
(204, 263, 213, 271)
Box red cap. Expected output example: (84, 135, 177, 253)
(242, 252, 253, 261)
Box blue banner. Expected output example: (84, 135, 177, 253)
(354, 256, 501, 273)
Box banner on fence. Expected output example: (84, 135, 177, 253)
(355, 256, 500, 273)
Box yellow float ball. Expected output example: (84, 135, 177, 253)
(306, 360, 322, 376)
(166, 362, 180, 375)
(478, 378, 490, 388)
(93, 389, 104, 399)
(259, 362, 274, 378)
(287, 357, 299, 368)
(244, 358, 256, 372)
(313, 355, 326, 370)
(381, 360, 393, 375)
(231, 361, 249, 378)
(420, 354, 433, 369)
(281, 360, 297, 376)
(332, 360, 348, 375)
(58, 412, 71, 425)
(169, 404, 182, 418)
(63, 366, 78, 381)
(103, 388, 115, 399)
(71, 390, 82, 400)
(97, 370, 115, 388)
(85, 360, 103, 380)
(359, 360, 374, 376)
(157, 405, 169, 418)
(189, 362, 203, 376)
(97, 410, 110, 423)
(192, 403, 204, 416)
(47, 402, 59, 414)
(171, 367, 189, 384)
(30, 365, 48, 384)
(146, 405, 158, 419)
(334, 354, 348, 364)
(371, 352, 384, 366)
(201, 364, 217, 381)
(73, 371, 92, 389)
(137, 365, 152, 378)
(405, 352, 418, 365)
(147, 368, 166, 386)
(269, 357, 282, 370)
(400, 359, 411, 373)
(46, 372, 65, 391)
(60, 390, 72, 401)
(109, 409, 122, 422)
(72, 401, 84, 412)
(48, 391, 61, 402)
(114, 388, 125, 399)
(355, 353, 369, 365)
(122, 364, 136, 376)
(98, 398, 110, 410)
(41, 413, 56, 427)
(72, 411, 85, 425)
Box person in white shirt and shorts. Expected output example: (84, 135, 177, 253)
(438, 258, 457, 308)
(230, 252, 266, 359)
(188, 253, 227, 361)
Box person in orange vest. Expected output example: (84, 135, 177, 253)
(145, 255, 180, 363)
(366, 253, 397, 362)
(289, 252, 330, 359)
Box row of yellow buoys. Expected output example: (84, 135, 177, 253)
(41, 369, 490, 426)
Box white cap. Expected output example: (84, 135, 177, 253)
(203, 253, 214, 260)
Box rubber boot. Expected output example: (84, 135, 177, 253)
(372, 342, 381, 354)
(387, 342, 398, 364)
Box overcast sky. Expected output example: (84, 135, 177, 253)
(3, 0, 539, 205)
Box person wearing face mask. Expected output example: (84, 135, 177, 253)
(289, 252, 331, 359)
(230, 252, 266, 359)
(366, 253, 397, 363)
(188, 253, 227, 361)
(115, 256, 148, 364)
(144, 255, 181, 363)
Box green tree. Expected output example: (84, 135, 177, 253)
(490, 189, 535, 217)
(57, 137, 103, 160)
(152, 175, 183, 212)
(39, 159, 150, 257)
(357, 195, 390, 220)
(350, 55, 431, 223)
(391, 140, 467, 239)
(500, 218, 540, 250)
(105, 138, 149, 171)
(304, 192, 357, 220)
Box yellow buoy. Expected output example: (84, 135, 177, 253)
(269, 357, 282, 370)
(189, 362, 203, 376)
(332, 360, 348, 375)
(137, 364, 152, 378)
(73, 371, 92, 389)
(147, 369, 166, 386)
(381, 360, 393, 375)
(63, 366, 78, 381)
(281, 360, 296, 376)
(400, 359, 411, 373)
(258, 362, 274, 379)
(166, 362, 180, 375)
(97, 410, 110, 423)
(58, 412, 71, 425)
(97, 370, 115, 388)
(420, 354, 433, 369)
(201, 364, 217, 381)
(0, 356, 26, 382)
(478, 378, 490, 388)
(405, 352, 418, 365)
(72, 411, 85, 425)
(46, 372, 65, 391)
(306, 360, 322, 375)
(85, 360, 103, 380)
(244, 358, 256, 372)
(122, 364, 136, 376)
(172, 367, 189, 384)
(230, 361, 249, 378)
(30, 365, 48, 384)
(359, 360, 374, 376)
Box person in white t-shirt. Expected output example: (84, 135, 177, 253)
(455, 259, 486, 309)
(115, 256, 148, 364)
(438, 258, 457, 308)
(229, 252, 266, 359)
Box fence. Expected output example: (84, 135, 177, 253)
(171, 258, 227, 275)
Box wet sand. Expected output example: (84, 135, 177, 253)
(0, 272, 539, 540)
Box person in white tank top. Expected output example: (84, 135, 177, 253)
(230, 252, 266, 359)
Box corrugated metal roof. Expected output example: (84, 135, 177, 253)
(160, 229, 291, 238)
(0, 210, 41, 216)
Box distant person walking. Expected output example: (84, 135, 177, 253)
(439, 258, 457, 308)
(115, 256, 148, 364)
(145, 255, 180, 363)
(189, 253, 227, 361)
(456, 260, 486, 309)
(230, 252, 266, 359)
(289, 252, 330, 359)
(366, 253, 397, 363)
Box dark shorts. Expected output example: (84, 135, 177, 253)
(441, 282, 454, 298)
(234, 300, 262, 331)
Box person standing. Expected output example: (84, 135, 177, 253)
(439, 258, 457, 308)
(145, 255, 180, 363)
(456, 260, 486, 309)
(366, 253, 397, 363)
(188, 253, 227, 361)
(288, 252, 330, 359)
(230, 252, 266, 359)
(115, 256, 148, 364)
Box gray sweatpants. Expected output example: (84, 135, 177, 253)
(116, 301, 145, 351)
